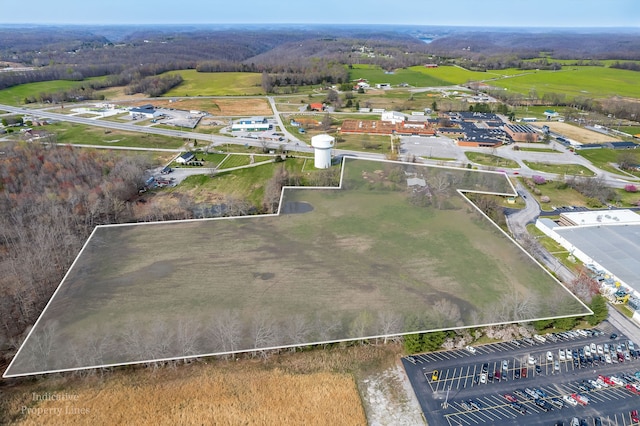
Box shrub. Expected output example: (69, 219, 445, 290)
(540, 195, 550, 203)
(624, 184, 638, 193)
(585, 197, 602, 208)
(532, 175, 546, 185)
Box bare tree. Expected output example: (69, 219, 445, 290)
(377, 311, 403, 343)
(249, 310, 278, 358)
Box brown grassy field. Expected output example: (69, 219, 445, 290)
(2, 344, 390, 425)
(532, 122, 620, 143)
(123, 98, 272, 116)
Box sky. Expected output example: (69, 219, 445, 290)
(2, 0, 639, 27)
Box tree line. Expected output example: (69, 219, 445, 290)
(0, 142, 159, 362)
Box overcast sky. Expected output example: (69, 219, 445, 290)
(2, 0, 638, 27)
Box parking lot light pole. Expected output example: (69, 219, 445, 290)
(443, 383, 452, 409)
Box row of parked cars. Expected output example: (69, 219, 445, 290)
(564, 339, 637, 369)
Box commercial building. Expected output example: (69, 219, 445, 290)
(231, 116, 271, 132)
(536, 210, 640, 314)
(504, 124, 539, 142)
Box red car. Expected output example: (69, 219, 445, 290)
(521, 367, 527, 378)
(626, 384, 640, 395)
(504, 393, 518, 403)
(571, 393, 589, 406)
(632, 410, 639, 423)
(599, 375, 616, 386)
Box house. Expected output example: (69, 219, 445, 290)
(176, 152, 195, 164)
(231, 116, 271, 132)
(129, 104, 161, 119)
(544, 109, 559, 120)
(375, 83, 391, 89)
(309, 103, 324, 111)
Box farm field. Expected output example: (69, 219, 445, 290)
(161, 70, 264, 96)
(3, 343, 383, 426)
(487, 66, 640, 99)
(348, 64, 452, 86)
(0, 77, 105, 106)
(124, 96, 273, 116)
(5, 157, 587, 377)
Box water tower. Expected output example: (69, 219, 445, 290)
(311, 134, 335, 169)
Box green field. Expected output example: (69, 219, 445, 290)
(5, 158, 587, 376)
(348, 64, 451, 86)
(576, 148, 640, 178)
(465, 152, 519, 168)
(488, 67, 640, 99)
(0, 78, 104, 105)
(522, 160, 596, 177)
(50, 122, 185, 149)
(162, 70, 264, 96)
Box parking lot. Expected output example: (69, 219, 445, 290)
(403, 322, 640, 425)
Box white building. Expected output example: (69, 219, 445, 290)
(231, 116, 271, 132)
(129, 104, 162, 119)
(311, 134, 334, 169)
(381, 111, 405, 124)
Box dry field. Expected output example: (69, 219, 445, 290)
(3, 345, 384, 426)
(122, 98, 272, 116)
(533, 122, 621, 143)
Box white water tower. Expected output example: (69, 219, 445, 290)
(311, 134, 335, 169)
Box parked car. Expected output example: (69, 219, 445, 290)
(510, 402, 526, 414)
(535, 365, 542, 374)
(563, 395, 578, 406)
(502, 360, 509, 371)
(432, 370, 439, 381)
(534, 334, 546, 343)
(480, 373, 487, 384)
(468, 400, 480, 410)
(547, 351, 554, 361)
(528, 355, 537, 365)
(460, 401, 472, 411)
(521, 367, 527, 378)
(626, 384, 640, 395)
(559, 349, 566, 361)
(554, 360, 560, 371)
(549, 398, 564, 409)
(465, 345, 477, 354)
(504, 393, 517, 403)
(571, 393, 589, 406)
(632, 410, 640, 423)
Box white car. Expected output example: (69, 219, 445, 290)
(547, 351, 554, 362)
(554, 360, 560, 371)
(597, 345, 604, 355)
(480, 373, 487, 384)
(559, 349, 566, 361)
(584, 345, 591, 357)
(465, 345, 477, 354)
(605, 354, 612, 364)
(610, 376, 624, 386)
(589, 379, 602, 389)
(563, 395, 578, 407)
(596, 378, 609, 388)
(528, 355, 537, 365)
(533, 334, 546, 343)
(590, 343, 597, 354)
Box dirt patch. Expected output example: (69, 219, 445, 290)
(533, 122, 620, 143)
(360, 362, 424, 426)
(118, 98, 272, 116)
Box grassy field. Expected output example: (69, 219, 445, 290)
(522, 160, 596, 177)
(0, 78, 104, 105)
(50, 122, 185, 149)
(619, 126, 640, 136)
(171, 157, 313, 205)
(576, 148, 640, 178)
(161, 70, 264, 96)
(521, 179, 593, 211)
(6, 158, 587, 376)
(335, 134, 391, 152)
(3, 343, 388, 425)
(488, 67, 640, 99)
(465, 152, 519, 168)
(515, 146, 560, 153)
(348, 64, 452, 86)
